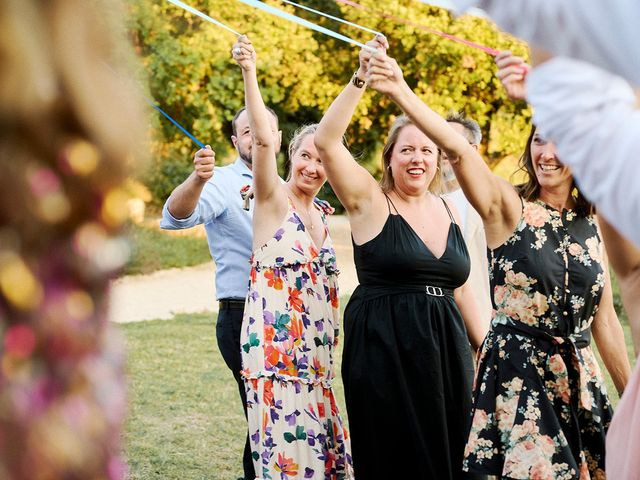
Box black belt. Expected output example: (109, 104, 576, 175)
(355, 284, 454, 301)
(218, 298, 246, 311)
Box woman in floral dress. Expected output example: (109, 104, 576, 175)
(232, 36, 353, 480)
(364, 51, 632, 479)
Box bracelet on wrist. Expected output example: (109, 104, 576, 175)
(351, 71, 365, 89)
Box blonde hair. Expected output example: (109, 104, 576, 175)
(380, 115, 442, 194)
(286, 124, 318, 180)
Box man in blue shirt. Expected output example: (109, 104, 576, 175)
(160, 107, 280, 480)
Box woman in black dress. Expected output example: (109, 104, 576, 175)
(364, 49, 632, 479)
(314, 36, 487, 479)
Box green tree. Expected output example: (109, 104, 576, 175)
(127, 0, 532, 209)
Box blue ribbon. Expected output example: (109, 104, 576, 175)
(147, 99, 205, 149)
(104, 60, 205, 149)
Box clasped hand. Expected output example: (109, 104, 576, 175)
(231, 34, 256, 71)
(359, 36, 405, 96)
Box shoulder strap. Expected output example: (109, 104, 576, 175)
(313, 197, 334, 215)
(384, 193, 399, 214)
(441, 197, 456, 224)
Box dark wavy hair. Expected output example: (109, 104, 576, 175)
(515, 124, 594, 217)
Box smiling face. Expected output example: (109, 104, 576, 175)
(288, 133, 326, 196)
(388, 124, 439, 196)
(529, 129, 573, 191)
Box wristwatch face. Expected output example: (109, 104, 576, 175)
(352, 74, 365, 88)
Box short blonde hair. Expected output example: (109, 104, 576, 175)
(286, 124, 318, 180)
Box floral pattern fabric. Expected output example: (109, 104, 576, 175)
(463, 200, 613, 480)
(241, 198, 353, 480)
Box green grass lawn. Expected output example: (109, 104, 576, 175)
(123, 313, 240, 479)
(122, 309, 635, 480)
(122, 311, 348, 480)
(124, 224, 211, 276)
(121, 226, 636, 478)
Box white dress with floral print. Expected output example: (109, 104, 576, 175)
(241, 198, 353, 480)
(463, 200, 612, 480)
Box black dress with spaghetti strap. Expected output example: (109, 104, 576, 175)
(341, 195, 477, 479)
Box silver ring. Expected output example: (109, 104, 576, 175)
(233, 47, 242, 56)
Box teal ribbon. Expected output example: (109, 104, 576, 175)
(166, 0, 241, 36)
(281, 0, 381, 36)
(236, 0, 377, 51)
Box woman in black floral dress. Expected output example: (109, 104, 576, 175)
(364, 51, 632, 479)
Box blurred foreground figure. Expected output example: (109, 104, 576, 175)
(0, 1, 145, 478)
(450, 0, 640, 248)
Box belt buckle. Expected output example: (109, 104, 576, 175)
(425, 285, 444, 297)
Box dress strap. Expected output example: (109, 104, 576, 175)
(313, 197, 334, 228)
(440, 197, 456, 224)
(384, 193, 399, 214)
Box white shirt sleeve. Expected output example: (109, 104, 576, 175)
(449, 0, 640, 86)
(527, 56, 640, 246)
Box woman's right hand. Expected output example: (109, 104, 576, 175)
(358, 34, 388, 79)
(231, 35, 256, 72)
(495, 50, 529, 101)
(366, 51, 406, 97)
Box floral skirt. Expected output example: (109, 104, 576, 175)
(463, 329, 613, 480)
(243, 374, 354, 480)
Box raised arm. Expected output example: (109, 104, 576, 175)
(165, 146, 215, 219)
(232, 36, 280, 202)
(450, 0, 640, 87)
(314, 36, 387, 215)
(366, 52, 521, 247)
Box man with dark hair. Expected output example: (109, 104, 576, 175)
(442, 112, 492, 332)
(161, 107, 281, 480)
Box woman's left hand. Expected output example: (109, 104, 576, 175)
(231, 35, 256, 72)
(365, 51, 405, 96)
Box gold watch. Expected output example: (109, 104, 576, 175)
(351, 71, 365, 89)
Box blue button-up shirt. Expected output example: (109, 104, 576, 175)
(160, 158, 253, 300)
